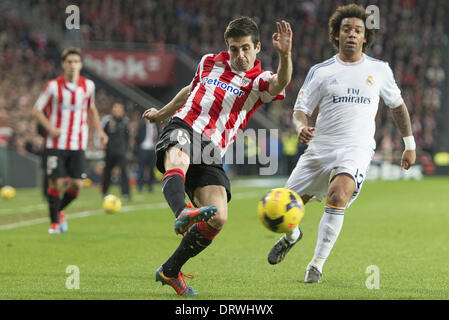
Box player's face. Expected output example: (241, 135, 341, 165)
(227, 36, 261, 72)
(112, 103, 125, 118)
(62, 54, 82, 78)
(336, 17, 366, 57)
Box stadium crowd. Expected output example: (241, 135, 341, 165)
(1, 0, 447, 177)
(0, 10, 142, 151)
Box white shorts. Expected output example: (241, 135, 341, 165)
(286, 145, 375, 209)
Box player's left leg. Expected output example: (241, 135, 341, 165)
(305, 173, 355, 283)
(59, 178, 82, 212)
(118, 154, 130, 200)
(58, 178, 82, 232)
(102, 153, 116, 196)
(57, 150, 86, 232)
(157, 185, 227, 295)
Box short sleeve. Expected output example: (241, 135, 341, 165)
(380, 63, 404, 109)
(34, 81, 55, 112)
(256, 71, 285, 103)
(190, 54, 214, 90)
(87, 80, 95, 109)
(293, 67, 322, 116)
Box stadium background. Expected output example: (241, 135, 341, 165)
(0, 0, 448, 188)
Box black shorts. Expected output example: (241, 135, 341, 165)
(156, 117, 231, 205)
(46, 149, 86, 179)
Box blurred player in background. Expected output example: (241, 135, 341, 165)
(101, 102, 131, 200)
(33, 47, 108, 234)
(143, 16, 292, 295)
(135, 120, 158, 193)
(267, 4, 416, 283)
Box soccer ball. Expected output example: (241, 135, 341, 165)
(1, 186, 16, 199)
(258, 188, 305, 233)
(102, 194, 122, 213)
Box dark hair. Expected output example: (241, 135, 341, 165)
(224, 16, 260, 48)
(61, 47, 82, 61)
(328, 4, 376, 51)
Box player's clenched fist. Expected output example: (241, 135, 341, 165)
(401, 150, 416, 170)
(297, 126, 315, 145)
(142, 107, 161, 123)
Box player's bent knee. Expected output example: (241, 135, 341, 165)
(326, 191, 351, 208)
(208, 207, 228, 230)
(164, 147, 189, 173)
(70, 181, 83, 192)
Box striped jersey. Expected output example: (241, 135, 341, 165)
(34, 75, 95, 151)
(174, 51, 285, 156)
(294, 54, 404, 150)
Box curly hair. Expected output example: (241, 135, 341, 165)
(328, 4, 376, 52)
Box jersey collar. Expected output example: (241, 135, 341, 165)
(214, 51, 263, 78)
(335, 53, 365, 66)
(58, 74, 86, 92)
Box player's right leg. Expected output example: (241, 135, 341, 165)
(47, 177, 64, 234)
(45, 149, 65, 234)
(102, 154, 114, 196)
(268, 194, 311, 265)
(157, 185, 225, 295)
(162, 146, 217, 233)
(267, 151, 322, 264)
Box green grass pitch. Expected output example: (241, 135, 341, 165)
(0, 177, 448, 300)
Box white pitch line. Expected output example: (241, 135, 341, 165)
(0, 190, 265, 231)
(0, 203, 47, 216)
(0, 202, 168, 231)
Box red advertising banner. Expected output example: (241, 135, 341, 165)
(83, 50, 176, 86)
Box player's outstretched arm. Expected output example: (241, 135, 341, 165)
(142, 85, 191, 123)
(390, 103, 416, 170)
(293, 110, 315, 145)
(268, 20, 292, 96)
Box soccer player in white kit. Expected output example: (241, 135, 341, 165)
(267, 4, 416, 283)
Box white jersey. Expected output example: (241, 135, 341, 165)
(294, 54, 404, 150)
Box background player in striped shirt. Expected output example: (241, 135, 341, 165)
(33, 47, 108, 234)
(267, 4, 416, 283)
(143, 16, 292, 295)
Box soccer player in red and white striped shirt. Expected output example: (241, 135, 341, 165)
(33, 47, 108, 234)
(143, 17, 292, 296)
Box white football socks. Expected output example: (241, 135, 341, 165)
(285, 225, 302, 243)
(308, 206, 345, 273)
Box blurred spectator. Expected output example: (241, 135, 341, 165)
(101, 102, 131, 199)
(1, 0, 447, 174)
(135, 120, 158, 192)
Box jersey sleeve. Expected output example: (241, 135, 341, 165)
(34, 80, 56, 112)
(87, 80, 96, 109)
(293, 67, 322, 116)
(190, 54, 214, 90)
(380, 63, 404, 109)
(255, 71, 285, 103)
